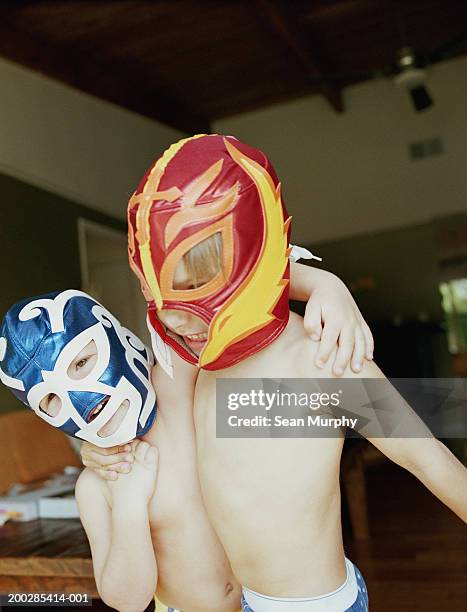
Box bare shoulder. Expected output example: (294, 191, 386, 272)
(284, 313, 326, 377)
(288, 312, 386, 379)
(151, 347, 198, 400)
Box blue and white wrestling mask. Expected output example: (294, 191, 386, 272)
(0, 290, 156, 447)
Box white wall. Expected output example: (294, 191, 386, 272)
(214, 56, 467, 245)
(0, 56, 183, 220)
(0, 53, 466, 246)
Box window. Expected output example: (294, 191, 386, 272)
(439, 279, 467, 354)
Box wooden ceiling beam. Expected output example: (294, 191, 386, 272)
(255, 0, 344, 113)
(304, 0, 378, 23)
(0, 11, 210, 135)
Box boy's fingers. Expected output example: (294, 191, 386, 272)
(361, 320, 374, 360)
(98, 468, 118, 481)
(130, 439, 140, 453)
(332, 325, 354, 376)
(83, 459, 114, 470)
(84, 449, 133, 467)
(80, 442, 92, 454)
(303, 302, 323, 341)
(315, 324, 340, 367)
(114, 462, 132, 473)
(350, 327, 366, 372)
(81, 443, 123, 460)
(84, 466, 118, 481)
(83, 460, 131, 473)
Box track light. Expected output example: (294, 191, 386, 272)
(394, 47, 433, 112)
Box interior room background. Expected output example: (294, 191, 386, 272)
(1, 52, 466, 413)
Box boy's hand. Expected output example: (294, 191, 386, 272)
(80, 441, 135, 481)
(107, 440, 158, 504)
(303, 273, 374, 375)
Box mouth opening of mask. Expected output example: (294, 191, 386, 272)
(166, 328, 207, 359)
(87, 396, 110, 422)
(95, 398, 130, 438)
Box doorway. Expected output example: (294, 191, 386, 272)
(77, 218, 149, 344)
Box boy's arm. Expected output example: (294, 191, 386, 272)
(75, 467, 157, 611)
(338, 357, 467, 523)
(388, 435, 467, 523)
(152, 345, 198, 403)
(290, 261, 374, 375)
(81, 348, 199, 480)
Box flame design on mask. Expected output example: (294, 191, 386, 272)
(128, 134, 206, 308)
(129, 134, 241, 307)
(199, 138, 291, 367)
(164, 170, 239, 247)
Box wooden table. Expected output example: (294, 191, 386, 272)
(0, 518, 158, 610)
(0, 517, 97, 600)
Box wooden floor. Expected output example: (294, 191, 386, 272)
(345, 458, 467, 612)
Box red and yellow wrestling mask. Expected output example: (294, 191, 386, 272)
(128, 134, 291, 370)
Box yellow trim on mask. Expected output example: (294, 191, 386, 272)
(199, 138, 289, 367)
(135, 134, 208, 309)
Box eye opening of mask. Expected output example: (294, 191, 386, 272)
(67, 340, 98, 380)
(174, 232, 224, 291)
(39, 393, 62, 418)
